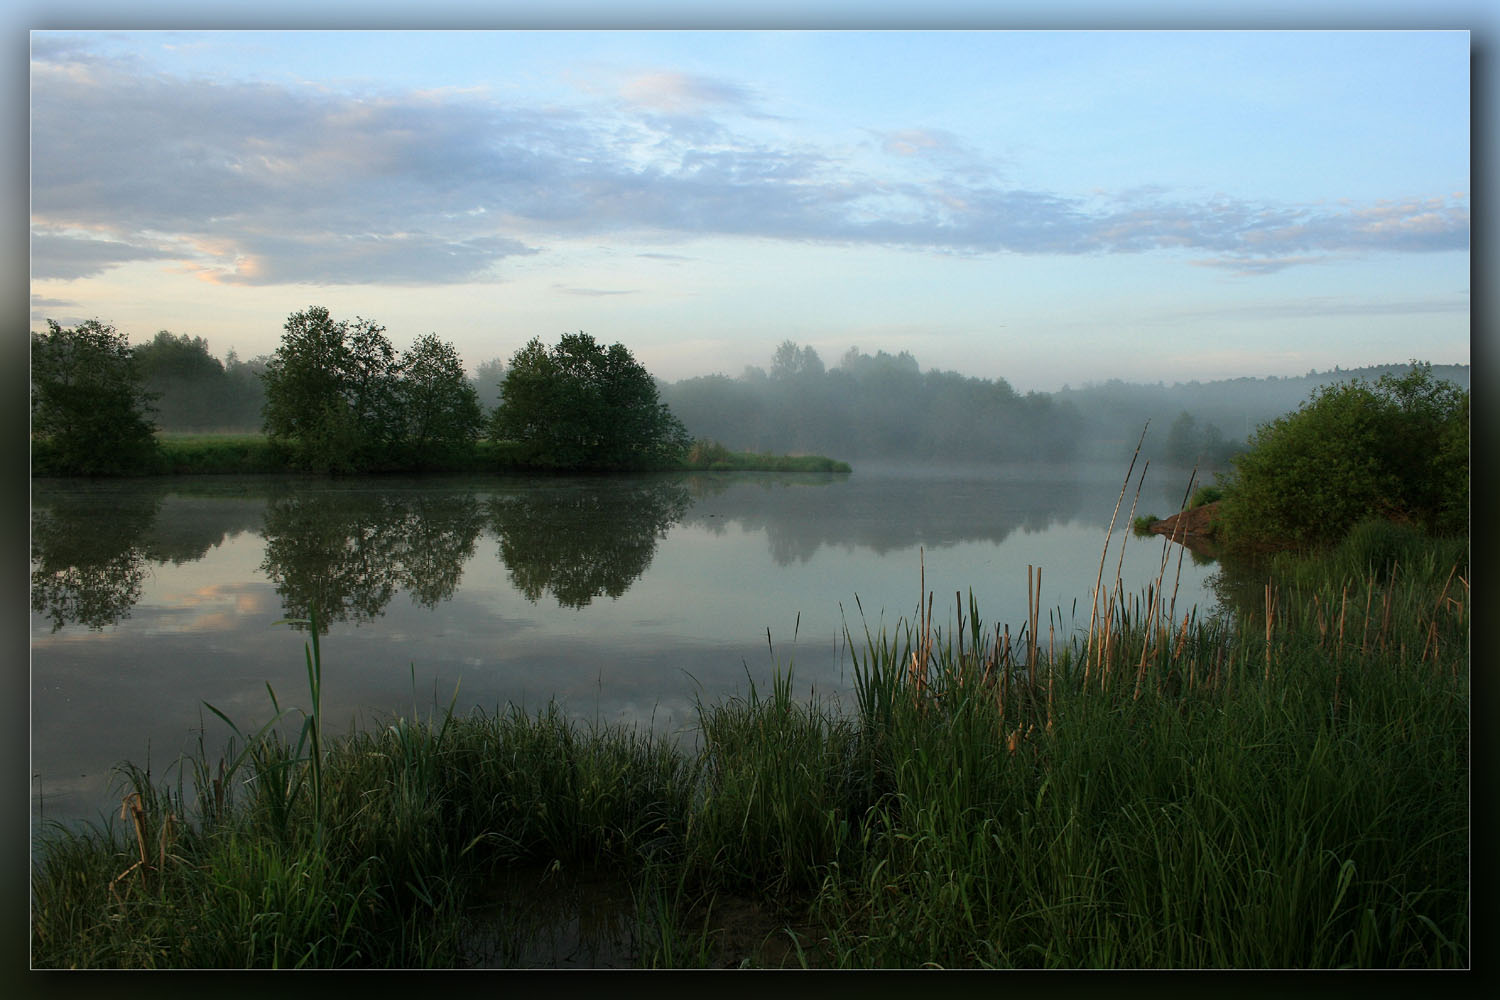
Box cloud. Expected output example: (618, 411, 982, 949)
(881, 128, 949, 156)
(29, 47, 1470, 289)
(30, 231, 179, 280)
(553, 285, 637, 296)
(1191, 255, 1325, 276)
(619, 71, 755, 113)
(1164, 293, 1470, 322)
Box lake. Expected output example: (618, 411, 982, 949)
(30, 462, 1221, 836)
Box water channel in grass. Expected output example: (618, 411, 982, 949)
(30, 461, 1222, 840)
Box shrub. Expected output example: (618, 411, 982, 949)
(1187, 485, 1223, 509)
(1216, 363, 1467, 553)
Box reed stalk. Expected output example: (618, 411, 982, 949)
(1087, 424, 1148, 685)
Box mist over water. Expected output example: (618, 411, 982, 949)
(32, 464, 1220, 834)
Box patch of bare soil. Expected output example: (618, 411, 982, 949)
(1148, 500, 1221, 557)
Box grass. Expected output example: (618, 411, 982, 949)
(123, 433, 851, 477)
(30, 529, 1467, 968)
(1188, 484, 1224, 508)
(153, 433, 288, 474)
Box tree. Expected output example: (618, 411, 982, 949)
(1216, 363, 1468, 553)
(490, 332, 691, 470)
(771, 340, 825, 380)
(261, 306, 401, 472)
(344, 316, 404, 454)
(133, 330, 237, 431)
(31, 319, 160, 475)
(222, 350, 271, 429)
(399, 333, 484, 467)
(471, 357, 506, 418)
(1162, 411, 1235, 468)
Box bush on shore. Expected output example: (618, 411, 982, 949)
(1214, 362, 1467, 555)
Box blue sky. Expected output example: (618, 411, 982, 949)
(25, 9, 1477, 391)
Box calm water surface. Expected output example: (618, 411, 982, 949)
(31, 463, 1220, 834)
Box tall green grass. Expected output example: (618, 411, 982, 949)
(31, 534, 1467, 968)
(153, 433, 288, 474)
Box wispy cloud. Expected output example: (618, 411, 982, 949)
(619, 71, 755, 112)
(1191, 255, 1325, 276)
(29, 49, 1470, 289)
(553, 284, 637, 296)
(1163, 293, 1470, 323)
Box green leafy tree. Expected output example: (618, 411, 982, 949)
(399, 333, 484, 467)
(344, 317, 404, 453)
(261, 306, 401, 472)
(1217, 362, 1468, 553)
(490, 332, 691, 470)
(31, 319, 160, 475)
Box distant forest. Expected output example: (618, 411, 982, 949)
(129, 330, 1468, 472)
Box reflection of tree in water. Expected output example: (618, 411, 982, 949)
(30, 484, 270, 631)
(490, 480, 691, 608)
(680, 472, 1086, 566)
(30, 490, 163, 631)
(396, 493, 489, 607)
(260, 490, 485, 631)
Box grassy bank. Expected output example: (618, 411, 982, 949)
(123, 433, 850, 477)
(31, 542, 1467, 968)
(31, 432, 854, 477)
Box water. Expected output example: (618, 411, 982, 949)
(30, 463, 1219, 836)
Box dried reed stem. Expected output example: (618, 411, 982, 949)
(1088, 423, 1148, 684)
(1164, 465, 1197, 629)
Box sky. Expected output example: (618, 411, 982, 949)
(24, 8, 1479, 393)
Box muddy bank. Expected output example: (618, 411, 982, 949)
(1147, 500, 1221, 557)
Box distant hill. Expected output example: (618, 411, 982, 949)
(1057, 362, 1469, 467)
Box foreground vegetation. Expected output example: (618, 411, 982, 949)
(31, 522, 1467, 968)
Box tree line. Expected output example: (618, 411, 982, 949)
(30, 308, 689, 476)
(30, 309, 1471, 505)
(660, 342, 1084, 465)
